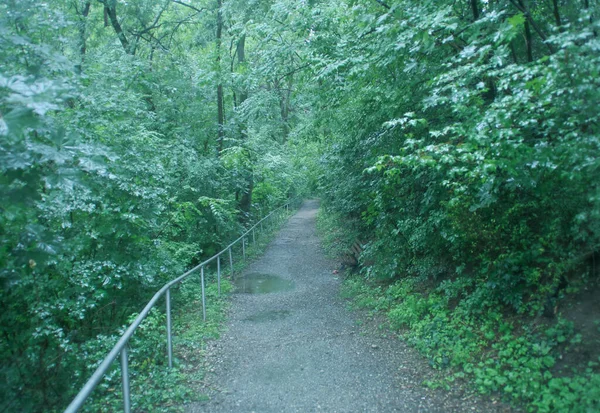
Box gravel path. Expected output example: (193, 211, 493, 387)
(187, 200, 512, 413)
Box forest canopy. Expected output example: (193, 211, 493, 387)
(1, 0, 599, 411)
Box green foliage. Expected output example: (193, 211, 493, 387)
(0, 0, 304, 411)
(4, 0, 600, 410)
(316, 207, 362, 260)
(310, 0, 600, 311)
(307, 5, 600, 410)
(340, 271, 600, 412)
(79, 279, 232, 413)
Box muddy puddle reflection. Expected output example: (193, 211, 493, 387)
(234, 273, 295, 294)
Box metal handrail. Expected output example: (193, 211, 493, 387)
(64, 202, 290, 413)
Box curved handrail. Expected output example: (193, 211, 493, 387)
(64, 202, 290, 413)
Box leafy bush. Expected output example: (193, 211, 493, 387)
(0, 1, 303, 410)
(337, 269, 600, 412)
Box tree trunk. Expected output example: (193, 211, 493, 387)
(76, 1, 91, 73)
(511, 0, 555, 55)
(236, 34, 248, 107)
(79, 2, 91, 56)
(216, 0, 225, 155)
(524, 18, 533, 62)
(510, 40, 519, 64)
(235, 34, 253, 220)
(551, 0, 562, 29)
(470, 0, 479, 20)
(517, 0, 534, 62)
(583, 0, 597, 36)
(279, 77, 292, 143)
(104, 1, 132, 54)
(234, 34, 248, 139)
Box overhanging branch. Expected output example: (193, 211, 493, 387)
(172, 0, 205, 14)
(373, 0, 391, 10)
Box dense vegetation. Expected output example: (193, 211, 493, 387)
(2, 0, 599, 411)
(314, 0, 600, 317)
(309, 0, 600, 411)
(1, 0, 305, 411)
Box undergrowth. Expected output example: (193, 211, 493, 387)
(80, 280, 230, 413)
(75, 209, 294, 412)
(317, 209, 600, 413)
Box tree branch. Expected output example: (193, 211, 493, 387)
(172, 0, 205, 14)
(140, 33, 169, 52)
(508, 0, 555, 55)
(97, 0, 133, 54)
(166, 13, 203, 48)
(372, 0, 391, 10)
(136, 1, 170, 36)
(276, 63, 310, 83)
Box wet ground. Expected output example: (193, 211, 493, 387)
(233, 273, 295, 294)
(186, 200, 513, 412)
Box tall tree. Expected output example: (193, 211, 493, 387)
(235, 32, 254, 218)
(75, 1, 92, 71)
(216, 0, 225, 154)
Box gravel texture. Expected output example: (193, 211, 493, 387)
(186, 200, 514, 413)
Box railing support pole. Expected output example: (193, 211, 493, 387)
(166, 288, 173, 368)
(252, 228, 256, 248)
(121, 346, 131, 413)
(229, 246, 233, 278)
(242, 237, 246, 259)
(201, 266, 206, 322)
(217, 255, 221, 295)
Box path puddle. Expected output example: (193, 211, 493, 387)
(243, 309, 291, 322)
(234, 273, 295, 294)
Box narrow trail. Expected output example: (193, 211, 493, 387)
(187, 200, 511, 413)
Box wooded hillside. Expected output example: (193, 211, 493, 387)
(1, 1, 306, 410)
(310, 1, 600, 411)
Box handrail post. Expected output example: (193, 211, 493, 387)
(217, 255, 221, 295)
(121, 346, 131, 413)
(252, 228, 256, 247)
(228, 246, 233, 278)
(166, 288, 173, 368)
(200, 266, 206, 322)
(242, 237, 246, 259)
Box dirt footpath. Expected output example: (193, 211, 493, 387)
(186, 200, 511, 413)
